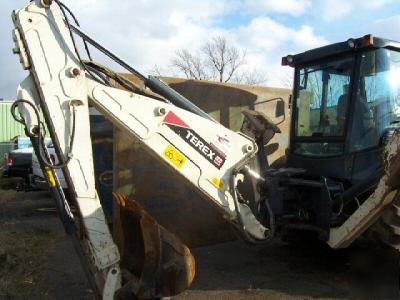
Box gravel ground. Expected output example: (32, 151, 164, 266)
(0, 187, 398, 299)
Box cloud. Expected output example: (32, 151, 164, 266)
(234, 17, 292, 51)
(0, 0, 29, 100)
(319, 0, 394, 21)
(293, 25, 329, 49)
(229, 16, 327, 86)
(243, 0, 311, 16)
(361, 15, 400, 41)
(363, 0, 394, 8)
(62, 0, 235, 74)
(0, 0, 328, 99)
(232, 16, 327, 57)
(320, 0, 353, 22)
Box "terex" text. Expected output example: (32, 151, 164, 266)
(185, 130, 215, 160)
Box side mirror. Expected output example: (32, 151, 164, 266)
(275, 99, 285, 117)
(272, 98, 285, 125)
(254, 97, 286, 126)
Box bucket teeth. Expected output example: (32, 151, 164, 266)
(112, 193, 195, 299)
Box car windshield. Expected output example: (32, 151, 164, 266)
(294, 57, 354, 138)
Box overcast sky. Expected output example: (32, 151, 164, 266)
(1, 0, 400, 99)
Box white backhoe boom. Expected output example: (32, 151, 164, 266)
(11, 1, 270, 298)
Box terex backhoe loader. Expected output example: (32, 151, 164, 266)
(9, 0, 400, 299)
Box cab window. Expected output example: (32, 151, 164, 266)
(295, 57, 353, 138)
(350, 49, 400, 151)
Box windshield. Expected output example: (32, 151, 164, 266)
(292, 56, 354, 157)
(294, 57, 354, 138)
(350, 48, 400, 151)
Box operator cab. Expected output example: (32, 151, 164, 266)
(283, 35, 400, 185)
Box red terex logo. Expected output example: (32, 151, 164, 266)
(163, 111, 189, 128)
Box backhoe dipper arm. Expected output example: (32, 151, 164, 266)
(12, 1, 121, 298)
(11, 0, 270, 298)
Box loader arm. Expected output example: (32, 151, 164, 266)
(11, 1, 270, 298)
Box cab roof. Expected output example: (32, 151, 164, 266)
(282, 34, 400, 67)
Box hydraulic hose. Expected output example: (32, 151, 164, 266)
(11, 99, 76, 234)
(11, 99, 77, 169)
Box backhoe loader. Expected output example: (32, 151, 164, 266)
(9, 0, 400, 298)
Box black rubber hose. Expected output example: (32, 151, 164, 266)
(10, 100, 76, 235)
(54, 0, 107, 86)
(11, 99, 76, 170)
(55, 0, 92, 61)
(31, 138, 76, 234)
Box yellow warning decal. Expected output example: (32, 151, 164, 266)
(163, 144, 186, 169)
(210, 177, 223, 189)
(44, 166, 56, 187)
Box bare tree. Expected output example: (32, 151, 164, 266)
(171, 36, 263, 85)
(202, 36, 246, 83)
(171, 50, 210, 80)
(150, 64, 163, 77)
(234, 68, 267, 86)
